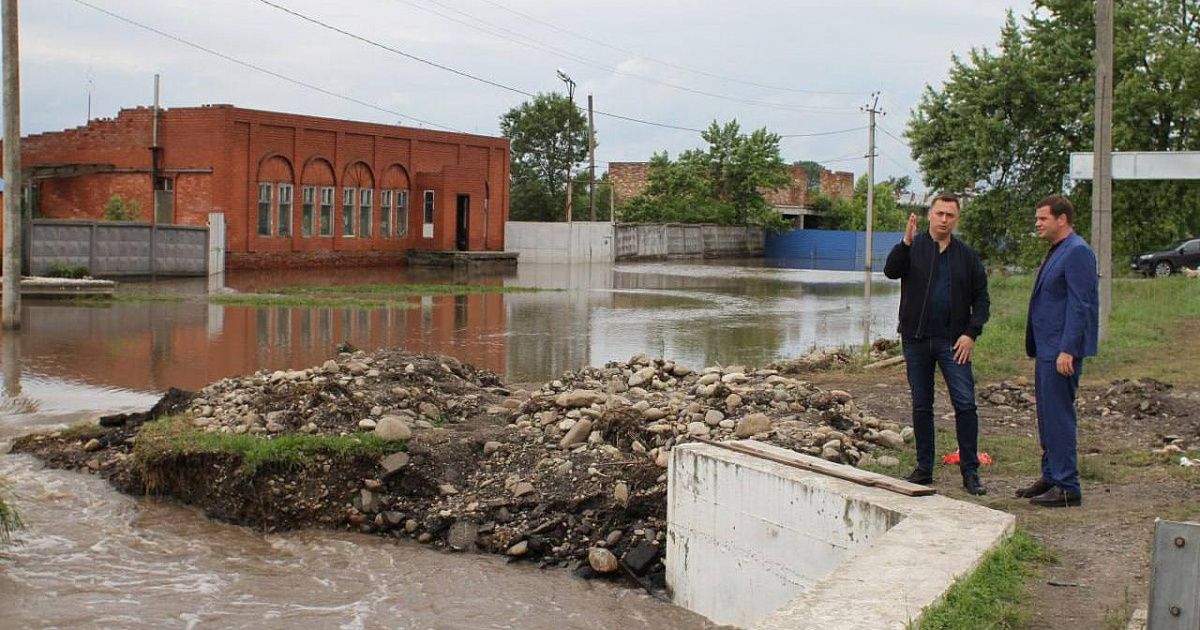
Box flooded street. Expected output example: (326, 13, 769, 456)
(0, 259, 897, 628)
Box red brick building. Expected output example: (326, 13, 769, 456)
(2, 105, 510, 268)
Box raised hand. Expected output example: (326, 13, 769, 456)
(903, 212, 918, 245)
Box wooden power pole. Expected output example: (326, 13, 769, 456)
(1092, 0, 1114, 341)
(3, 0, 21, 330)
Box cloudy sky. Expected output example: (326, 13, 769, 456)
(10, 0, 1031, 193)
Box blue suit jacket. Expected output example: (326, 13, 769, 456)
(1025, 232, 1100, 361)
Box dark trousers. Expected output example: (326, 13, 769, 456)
(1034, 358, 1082, 495)
(902, 336, 980, 476)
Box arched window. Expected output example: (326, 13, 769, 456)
(380, 164, 411, 238)
(300, 158, 336, 237)
(256, 155, 294, 237)
(342, 162, 375, 238)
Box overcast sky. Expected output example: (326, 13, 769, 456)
(8, 0, 1032, 193)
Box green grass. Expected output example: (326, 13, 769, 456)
(972, 275, 1200, 384)
(913, 530, 1055, 630)
(0, 480, 22, 544)
(134, 415, 406, 474)
(862, 430, 1043, 479)
(273, 283, 545, 297)
(208, 294, 406, 309)
(207, 283, 546, 309)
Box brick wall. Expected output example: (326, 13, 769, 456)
(607, 162, 652, 205)
(6, 105, 511, 268)
(607, 161, 855, 209)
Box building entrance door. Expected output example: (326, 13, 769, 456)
(455, 194, 469, 251)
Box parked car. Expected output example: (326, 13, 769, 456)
(1131, 238, 1200, 277)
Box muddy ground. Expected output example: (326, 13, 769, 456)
(808, 368, 1200, 630)
(12, 345, 1199, 628)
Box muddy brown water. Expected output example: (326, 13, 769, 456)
(0, 260, 896, 628)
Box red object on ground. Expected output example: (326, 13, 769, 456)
(942, 450, 992, 465)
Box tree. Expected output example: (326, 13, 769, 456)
(500, 93, 591, 222)
(102, 194, 140, 221)
(907, 1, 1200, 266)
(822, 176, 906, 232)
(620, 120, 791, 230)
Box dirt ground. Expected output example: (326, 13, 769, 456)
(807, 368, 1200, 630)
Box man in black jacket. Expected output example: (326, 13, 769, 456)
(883, 193, 990, 495)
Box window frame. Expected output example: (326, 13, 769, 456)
(396, 189, 409, 238)
(257, 182, 272, 236)
(276, 183, 293, 237)
(342, 187, 356, 237)
(422, 190, 435, 239)
(380, 190, 393, 238)
(359, 188, 373, 238)
(301, 185, 315, 237)
(319, 186, 334, 237)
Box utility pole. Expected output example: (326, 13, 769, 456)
(3, 0, 22, 330)
(1092, 0, 1113, 341)
(556, 69, 576, 223)
(588, 93, 595, 222)
(861, 92, 883, 351)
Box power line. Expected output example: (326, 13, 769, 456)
(471, 0, 867, 98)
(779, 126, 866, 138)
(68, 0, 460, 131)
(253, 0, 714, 133)
(878, 124, 912, 149)
(396, 0, 859, 115)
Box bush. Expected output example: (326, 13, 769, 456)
(46, 261, 90, 279)
(102, 194, 140, 222)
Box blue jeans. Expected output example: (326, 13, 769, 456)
(902, 336, 980, 476)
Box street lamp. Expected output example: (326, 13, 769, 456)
(557, 69, 576, 223)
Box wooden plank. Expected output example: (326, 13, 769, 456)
(692, 436, 936, 497)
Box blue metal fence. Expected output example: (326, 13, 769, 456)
(764, 229, 905, 271)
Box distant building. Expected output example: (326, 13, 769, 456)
(0, 105, 510, 268)
(606, 161, 854, 227)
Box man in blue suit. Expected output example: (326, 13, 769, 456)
(1020, 195, 1098, 507)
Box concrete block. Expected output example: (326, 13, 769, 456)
(667, 441, 1014, 629)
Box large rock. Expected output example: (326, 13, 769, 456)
(876, 430, 905, 449)
(447, 521, 479, 552)
(555, 390, 605, 408)
(588, 547, 620, 573)
(374, 416, 412, 441)
(559, 418, 593, 449)
(622, 541, 660, 576)
(734, 413, 772, 438)
(380, 452, 410, 476)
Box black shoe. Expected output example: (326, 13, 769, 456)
(1029, 486, 1082, 507)
(1014, 478, 1054, 498)
(904, 468, 933, 485)
(962, 474, 987, 496)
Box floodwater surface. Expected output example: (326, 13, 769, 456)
(0, 259, 897, 628)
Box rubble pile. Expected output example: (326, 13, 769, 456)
(979, 377, 1037, 411)
(15, 348, 917, 584)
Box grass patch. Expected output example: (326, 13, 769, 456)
(861, 430, 1043, 480)
(208, 294, 406, 309)
(913, 530, 1054, 630)
(208, 283, 546, 309)
(67, 292, 188, 306)
(134, 415, 406, 474)
(273, 283, 546, 297)
(973, 275, 1200, 384)
(0, 480, 22, 544)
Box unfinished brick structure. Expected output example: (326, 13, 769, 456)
(2, 105, 510, 268)
(607, 161, 854, 210)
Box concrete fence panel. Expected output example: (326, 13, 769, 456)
(29, 219, 210, 277)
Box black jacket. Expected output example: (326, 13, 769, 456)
(883, 232, 990, 340)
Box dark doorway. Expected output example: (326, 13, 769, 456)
(455, 194, 470, 251)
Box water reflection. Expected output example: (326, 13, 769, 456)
(0, 260, 897, 417)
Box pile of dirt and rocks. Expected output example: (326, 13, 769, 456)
(13, 348, 914, 588)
